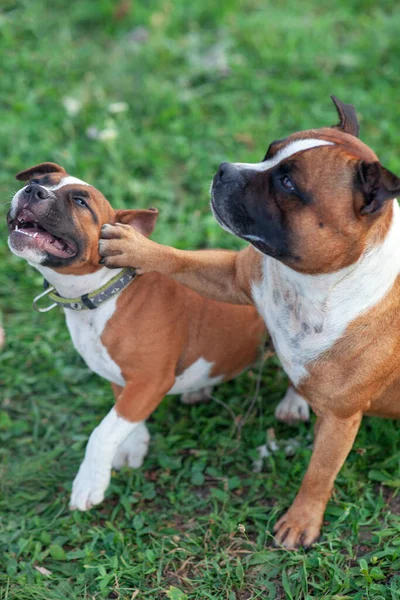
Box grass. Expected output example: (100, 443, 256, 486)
(1, 0, 400, 597)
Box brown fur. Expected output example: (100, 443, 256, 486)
(105, 272, 264, 421)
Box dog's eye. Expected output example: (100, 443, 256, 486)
(73, 197, 87, 208)
(280, 175, 295, 192)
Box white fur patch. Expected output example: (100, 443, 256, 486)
(70, 407, 140, 510)
(168, 357, 223, 395)
(66, 297, 125, 385)
(252, 202, 400, 386)
(47, 176, 90, 191)
(234, 138, 334, 172)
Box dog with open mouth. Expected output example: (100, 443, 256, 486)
(98, 96, 400, 548)
(7, 162, 270, 511)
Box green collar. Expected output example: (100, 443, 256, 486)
(33, 268, 137, 312)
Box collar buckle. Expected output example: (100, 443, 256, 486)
(33, 286, 58, 313)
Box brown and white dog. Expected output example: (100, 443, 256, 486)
(7, 162, 269, 511)
(99, 97, 400, 548)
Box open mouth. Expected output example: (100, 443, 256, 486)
(8, 208, 77, 258)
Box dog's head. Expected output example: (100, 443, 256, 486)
(7, 162, 158, 274)
(211, 96, 400, 273)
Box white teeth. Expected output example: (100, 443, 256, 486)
(33, 232, 38, 239)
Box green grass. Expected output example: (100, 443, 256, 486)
(1, 0, 400, 597)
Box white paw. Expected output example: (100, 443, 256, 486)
(112, 422, 150, 470)
(181, 386, 213, 405)
(69, 458, 111, 511)
(275, 387, 310, 424)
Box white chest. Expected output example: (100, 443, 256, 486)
(65, 297, 125, 387)
(252, 264, 332, 385)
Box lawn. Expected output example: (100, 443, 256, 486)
(1, 0, 400, 598)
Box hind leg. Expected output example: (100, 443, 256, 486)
(275, 386, 310, 424)
(70, 376, 174, 511)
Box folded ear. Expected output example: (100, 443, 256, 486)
(16, 162, 67, 181)
(358, 161, 400, 215)
(331, 95, 360, 138)
(113, 208, 159, 237)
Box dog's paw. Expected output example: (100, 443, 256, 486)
(69, 459, 111, 511)
(181, 386, 213, 405)
(275, 387, 310, 424)
(99, 223, 171, 273)
(273, 506, 322, 549)
(112, 422, 150, 470)
(98, 223, 136, 269)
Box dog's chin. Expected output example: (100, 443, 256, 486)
(210, 196, 274, 255)
(8, 235, 46, 264)
(210, 195, 237, 236)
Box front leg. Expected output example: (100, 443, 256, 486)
(110, 383, 151, 470)
(273, 411, 362, 548)
(70, 377, 171, 511)
(99, 224, 254, 305)
(69, 406, 141, 511)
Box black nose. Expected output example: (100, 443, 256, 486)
(24, 183, 49, 201)
(216, 162, 241, 183)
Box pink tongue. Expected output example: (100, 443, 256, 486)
(19, 227, 72, 258)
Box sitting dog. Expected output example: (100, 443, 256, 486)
(7, 162, 269, 511)
(98, 96, 400, 548)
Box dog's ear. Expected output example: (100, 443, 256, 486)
(15, 162, 67, 182)
(331, 95, 360, 138)
(113, 208, 159, 237)
(358, 161, 400, 215)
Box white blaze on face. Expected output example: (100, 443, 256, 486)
(46, 176, 91, 191)
(234, 138, 334, 172)
(9, 175, 91, 217)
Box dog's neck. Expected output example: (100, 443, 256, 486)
(253, 201, 400, 385)
(32, 264, 123, 298)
